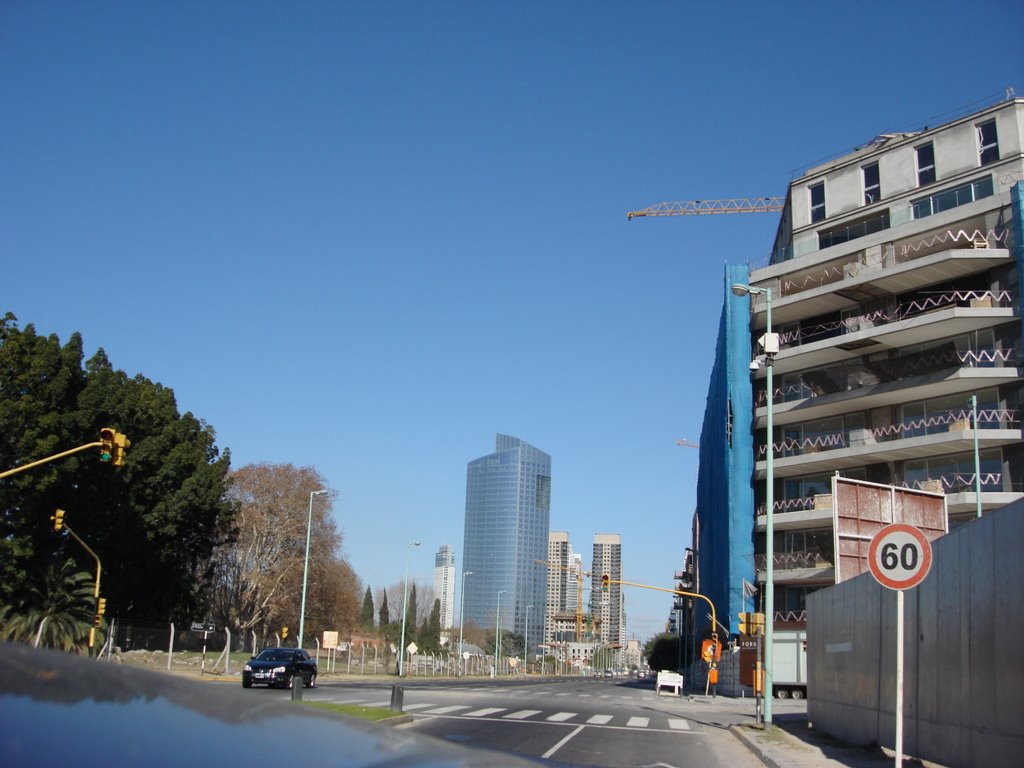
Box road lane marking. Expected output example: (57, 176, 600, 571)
(586, 714, 612, 725)
(626, 717, 649, 728)
(421, 705, 471, 714)
(401, 703, 431, 710)
(541, 725, 585, 760)
(505, 710, 542, 719)
(465, 707, 506, 717)
(668, 718, 690, 730)
(546, 712, 577, 722)
(365, 700, 391, 707)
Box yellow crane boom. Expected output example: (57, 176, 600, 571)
(627, 197, 785, 220)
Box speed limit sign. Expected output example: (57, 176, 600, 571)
(868, 523, 933, 590)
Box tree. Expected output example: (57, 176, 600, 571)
(405, 582, 418, 640)
(418, 598, 442, 653)
(360, 586, 375, 630)
(206, 463, 351, 644)
(378, 589, 390, 628)
(0, 558, 96, 651)
(644, 632, 681, 672)
(0, 314, 234, 624)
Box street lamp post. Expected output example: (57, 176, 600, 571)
(458, 570, 473, 676)
(298, 489, 328, 649)
(525, 604, 533, 674)
(495, 589, 506, 677)
(398, 541, 421, 677)
(732, 282, 777, 727)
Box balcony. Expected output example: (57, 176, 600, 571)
(755, 411, 1021, 479)
(754, 550, 835, 586)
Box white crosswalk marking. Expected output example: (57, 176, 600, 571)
(546, 712, 576, 722)
(626, 717, 649, 728)
(365, 700, 391, 707)
(422, 705, 471, 714)
(586, 714, 612, 725)
(402, 703, 431, 711)
(505, 709, 542, 720)
(667, 718, 690, 730)
(464, 707, 506, 717)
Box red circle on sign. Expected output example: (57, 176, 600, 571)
(868, 523, 933, 590)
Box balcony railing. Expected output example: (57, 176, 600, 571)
(755, 550, 831, 572)
(757, 344, 1016, 407)
(773, 289, 1013, 350)
(756, 408, 1019, 460)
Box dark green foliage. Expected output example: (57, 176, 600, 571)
(378, 589, 390, 627)
(417, 598, 442, 653)
(360, 586, 374, 630)
(644, 632, 681, 672)
(0, 313, 234, 625)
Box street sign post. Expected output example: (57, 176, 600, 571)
(868, 523, 933, 768)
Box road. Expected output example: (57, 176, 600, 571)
(281, 675, 770, 767)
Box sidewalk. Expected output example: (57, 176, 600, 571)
(730, 712, 942, 768)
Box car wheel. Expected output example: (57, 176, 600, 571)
(791, 688, 804, 700)
(776, 688, 790, 699)
(242, 677, 252, 689)
(306, 674, 316, 689)
(286, 674, 294, 690)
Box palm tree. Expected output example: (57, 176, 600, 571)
(0, 558, 96, 652)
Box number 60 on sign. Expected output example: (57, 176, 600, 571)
(868, 523, 933, 591)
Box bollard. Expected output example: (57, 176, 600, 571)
(389, 684, 404, 712)
(291, 675, 304, 701)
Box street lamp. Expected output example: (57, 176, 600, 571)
(458, 570, 473, 676)
(398, 541, 421, 677)
(525, 604, 533, 674)
(298, 489, 328, 649)
(495, 589, 506, 677)
(732, 282, 777, 727)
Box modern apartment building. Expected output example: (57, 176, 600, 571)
(433, 544, 456, 641)
(544, 531, 584, 654)
(591, 533, 625, 656)
(462, 434, 551, 643)
(694, 96, 1024, 642)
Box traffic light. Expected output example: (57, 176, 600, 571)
(281, 626, 288, 639)
(97, 598, 106, 616)
(99, 428, 115, 462)
(112, 431, 130, 467)
(601, 573, 610, 592)
(51, 509, 66, 532)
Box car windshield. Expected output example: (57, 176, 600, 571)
(255, 650, 294, 662)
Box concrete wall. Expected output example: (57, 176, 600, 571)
(807, 500, 1024, 768)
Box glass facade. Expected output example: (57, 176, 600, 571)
(462, 434, 551, 642)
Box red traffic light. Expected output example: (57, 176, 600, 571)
(99, 428, 115, 462)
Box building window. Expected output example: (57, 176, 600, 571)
(916, 143, 936, 186)
(809, 182, 825, 223)
(863, 163, 880, 204)
(911, 176, 994, 219)
(977, 120, 999, 165)
(818, 210, 890, 249)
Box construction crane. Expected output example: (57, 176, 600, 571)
(676, 439, 699, 449)
(626, 197, 785, 220)
(536, 559, 590, 642)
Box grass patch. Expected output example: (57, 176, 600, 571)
(302, 701, 401, 722)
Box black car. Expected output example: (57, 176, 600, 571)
(242, 648, 317, 689)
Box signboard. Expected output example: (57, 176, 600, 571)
(323, 631, 339, 650)
(833, 477, 946, 582)
(190, 620, 215, 633)
(406, 641, 418, 656)
(868, 523, 933, 591)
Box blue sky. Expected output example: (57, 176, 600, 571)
(3, 1, 1021, 641)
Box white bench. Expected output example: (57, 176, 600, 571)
(656, 671, 682, 696)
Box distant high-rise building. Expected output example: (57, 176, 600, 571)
(592, 533, 624, 654)
(462, 434, 551, 644)
(545, 532, 579, 649)
(433, 545, 456, 640)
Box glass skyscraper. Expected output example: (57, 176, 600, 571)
(462, 434, 551, 644)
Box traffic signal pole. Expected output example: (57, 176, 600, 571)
(1, 428, 130, 478)
(608, 578, 719, 650)
(0, 441, 103, 478)
(59, 519, 104, 655)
